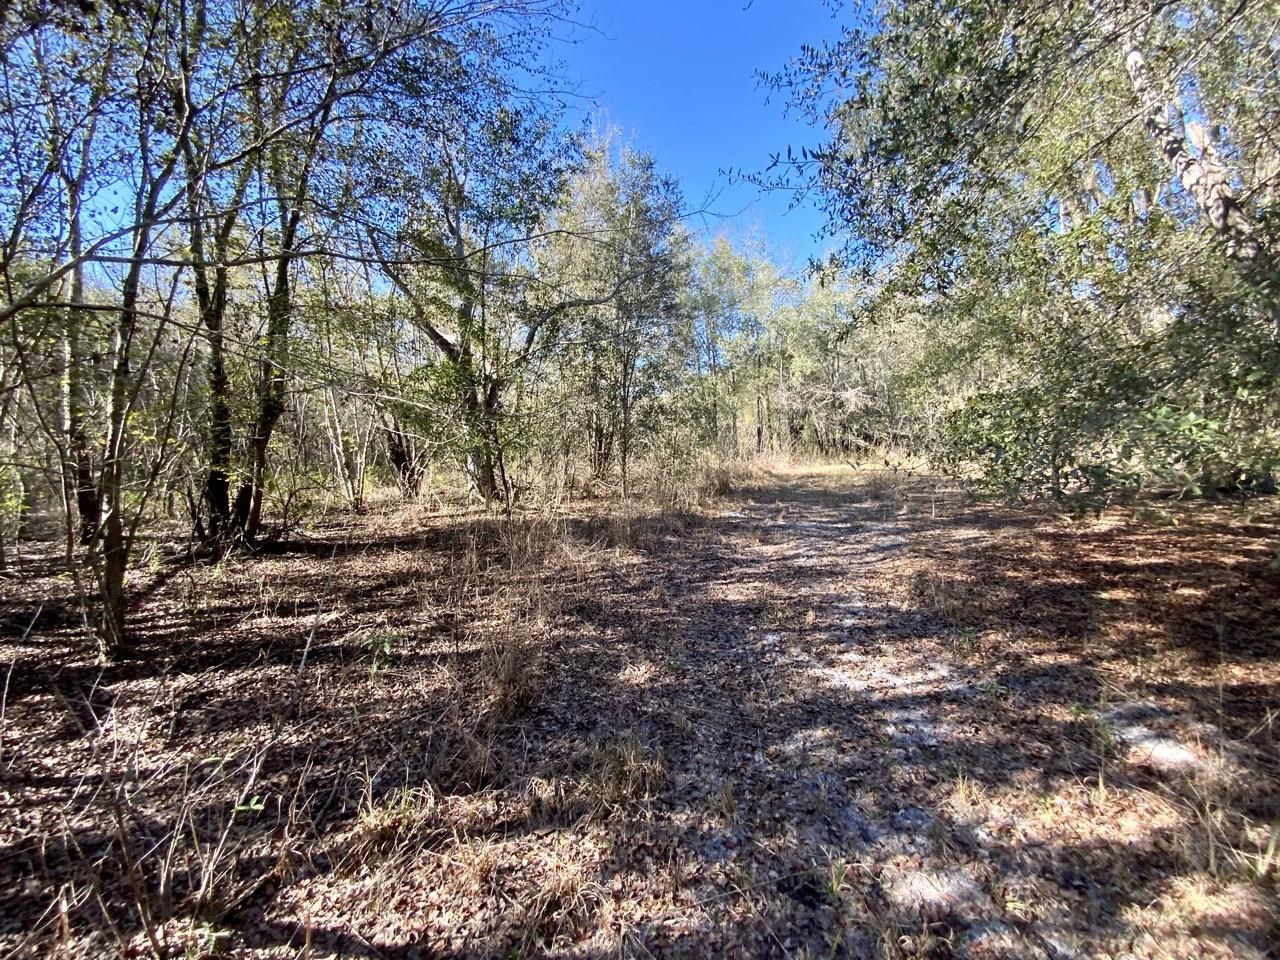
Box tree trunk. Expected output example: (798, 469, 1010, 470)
(236, 424, 273, 541)
(383, 416, 422, 497)
(467, 442, 500, 503)
(203, 328, 233, 539)
(198, 240, 236, 541)
(183, 141, 250, 545)
(95, 510, 128, 657)
(234, 218, 297, 541)
(590, 419, 614, 480)
(464, 387, 502, 504)
(63, 242, 100, 547)
(96, 247, 148, 660)
(619, 354, 634, 499)
(228, 80, 335, 541)
(1121, 21, 1277, 299)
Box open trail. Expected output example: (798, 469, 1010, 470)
(471, 467, 1278, 958)
(3, 467, 1277, 958)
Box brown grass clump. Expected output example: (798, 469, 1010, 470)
(907, 568, 992, 628)
(580, 730, 667, 814)
(352, 785, 443, 860)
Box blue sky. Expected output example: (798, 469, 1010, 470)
(556, 0, 843, 267)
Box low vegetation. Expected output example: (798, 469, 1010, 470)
(3, 463, 1277, 957)
(2, 0, 1278, 956)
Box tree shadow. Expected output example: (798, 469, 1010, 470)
(3, 482, 1277, 957)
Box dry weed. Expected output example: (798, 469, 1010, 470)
(481, 633, 542, 725)
(580, 731, 667, 813)
(352, 784, 442, 860)
(908, 568, 989, 628)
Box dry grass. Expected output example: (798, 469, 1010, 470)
(580, 730, 667, 813)
(0, 501, 606, 957)
(3, 460, 1277, 958)
(907, 568, 991, 628)
(351, 784, 443, 860)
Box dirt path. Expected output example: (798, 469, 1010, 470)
(4, 468, 1275, 958)
(502, 469, 1275, 958)
(623, 476, 1044, 956)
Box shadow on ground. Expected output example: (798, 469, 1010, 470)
(2, 470, 1278, 957)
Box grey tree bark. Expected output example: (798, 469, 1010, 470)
(1120, 18, 1277, 300)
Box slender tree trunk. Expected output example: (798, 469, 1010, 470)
(619, 343, 635, 499)
(230, 78, 336, 540)
(589, 418, 613, 480)
(323, 388, 364, 510)
(81, 33, 186, 657)
(95, 510, 128, 656)
(63, 231, 100, 546)
(204, 323, 233, 537)
(234, 217, 297, 540)
(91, 129, 180, 657)
(464, 386, 501, 503)
(184, 170, 242, 544)
(194, 222, 237, 541)
(466, 439, 500, 503)
(619, 397, 631, 498)
(383, 415, 422, 497)
(96, 249, 147, 659)
(729, 368, 739, 455)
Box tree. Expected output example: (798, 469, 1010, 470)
(767, 0, 1280, 494)
(0, 0, 584, 655)
(370, 83, 578, 503)
(540, 132, 690, 493)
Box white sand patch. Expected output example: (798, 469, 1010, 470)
(813, 665, 873, 692)
(1122, 726, 1201, 769)
(858, 522, 908, 549)
(883, 705, 944, 748)
(833, 593, 867, 625)
(773, 726, 847, 766)
(881, 866, 993, 921)
(1104, 702, 1208, 773)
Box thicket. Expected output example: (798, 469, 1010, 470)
(765, 0, 1280, 499)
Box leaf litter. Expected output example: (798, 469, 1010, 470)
(1, 466, 1277, 957)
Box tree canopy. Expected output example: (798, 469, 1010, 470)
(763, 0, 1280, 497)
(2, 0, 1278, 659)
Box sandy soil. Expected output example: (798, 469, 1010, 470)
(2, 466, 1277, 958)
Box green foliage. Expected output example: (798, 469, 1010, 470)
(362, 630, 401, 676)
(763, 0, 1280, 498)
(0, 466, 24, 542)
(528, 130, 692, 490)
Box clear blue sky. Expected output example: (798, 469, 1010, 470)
(556, 0, 842, 267)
